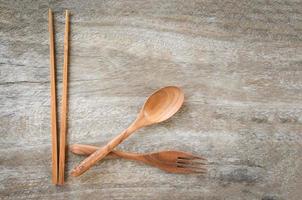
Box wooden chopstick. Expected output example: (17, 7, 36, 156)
(48, 8, 58, 185)
(58, 10, 70, 185)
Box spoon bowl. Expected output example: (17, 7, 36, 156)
(142, 86, 184, 125)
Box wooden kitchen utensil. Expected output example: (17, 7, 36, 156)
(71, 86, 184, 176)
(48, 8, 58, 184)
(58, 10, 70, 185)
(70, 144, 207, 174)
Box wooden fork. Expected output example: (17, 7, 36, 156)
(70, 144, 207, 174)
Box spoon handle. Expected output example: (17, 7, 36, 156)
(71, 125, 138, 177)
(69, 144, 117, 157)
(70, 144, 147, 161)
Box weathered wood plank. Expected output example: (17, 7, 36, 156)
(0, 0, 302, 199)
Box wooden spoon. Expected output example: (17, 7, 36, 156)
(71, 86, 184, 176)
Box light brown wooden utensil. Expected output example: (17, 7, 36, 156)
(48, 8, 58, 184)
(58, 10, 70, 185)
(70, 144, 207, 174)
(71, 86, 184, 177)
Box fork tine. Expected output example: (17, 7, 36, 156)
(176, 160, 207, 174)
(177, 158, 208, 165)
(176, 162, 207, 169)
(178, 155, 207, 161)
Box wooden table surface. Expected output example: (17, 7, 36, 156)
(1, 0, 302, 199)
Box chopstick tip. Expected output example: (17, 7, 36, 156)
(48, 9, 52, 16)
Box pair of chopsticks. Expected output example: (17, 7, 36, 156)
(48, 9, 70, 185)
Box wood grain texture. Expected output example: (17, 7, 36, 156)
(71, 86, 184, 177)
(0, 0, 302, 199)
(48, 8, 58, 185)
(70, 144, 207, 174)
(58, 9, 70, 185)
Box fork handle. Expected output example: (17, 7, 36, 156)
(70, 144, 167, 172)
(70, 144, 117, 157)
(70, 144, 145, 161)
